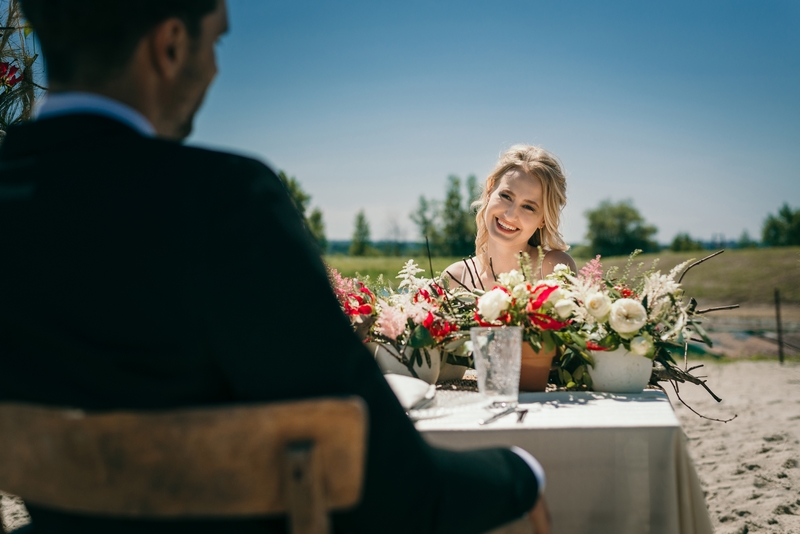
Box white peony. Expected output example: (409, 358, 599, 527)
(585, 292, 612, 320)
(477, 288, 512, 323)
(497, 270, 526, 288)
(554, 299, 576, 319)
(608, 298, 648, 337)
(629, 335, 654, 357)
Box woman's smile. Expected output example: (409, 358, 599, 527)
(495, 217, 519, 233)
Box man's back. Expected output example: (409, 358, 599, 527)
(0, 114, 540, 533)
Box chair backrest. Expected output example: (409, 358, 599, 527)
(0, 397, 367, 534)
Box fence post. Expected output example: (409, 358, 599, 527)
(775, 288, 784, 364)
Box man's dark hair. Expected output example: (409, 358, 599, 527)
(19, 0, 218, 85)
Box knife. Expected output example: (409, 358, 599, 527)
(479, 405, 516, 425)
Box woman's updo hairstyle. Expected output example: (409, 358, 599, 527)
(473, 144, 569, 265)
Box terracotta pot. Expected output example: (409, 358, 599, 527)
(588, 347, 652, 393)
(519, 342, 555, 392)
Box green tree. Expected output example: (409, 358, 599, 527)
(307, 208, 327, 252)
(410, 174, 479, 256)
(669, 232, 704, 252)
(277, 170, 327, 252)
(584, 199, 659, 257)
(441, 175, 476, 256)
(349, 210, 371, 256)
(762, 203, 800, 247)
(737, 230, 758, 249)
(278, 170, 311, 217)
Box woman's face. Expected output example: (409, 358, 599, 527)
(484, 168, 545, 249)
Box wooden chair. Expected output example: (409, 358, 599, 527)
(0, 397, 366, 534)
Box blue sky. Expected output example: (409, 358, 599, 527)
(191, 0, 800, 246)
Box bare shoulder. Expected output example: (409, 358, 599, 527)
(542, 250, 578, 277)
(442, 261, 465, 285)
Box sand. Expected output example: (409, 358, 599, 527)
(665, 359, 800, 534)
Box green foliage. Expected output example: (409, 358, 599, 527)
(762, 203, 800, 247)
(736, 230, 758, 249)
(349, 210, 372, 256)
(0, 0, 44, 132)
(307, 208, 327, 252)
(277, 170, 328, 252)
(584, 199, 659, 257)
(670, 232, 704, 252)
(278, 171, 311, 216)
(410, 175, 479, 256)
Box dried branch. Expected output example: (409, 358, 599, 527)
(424, 236, 435, 280)
(489, 257, 498, 282)
(470, 257, 485, 290)
(652, 362, 723, 402)
(669, 380, 737, 423)
(444, 270, 472, 292)
(461, 258, 477, 290)
(678, 249, 725, 284)
(696, 305, 740, 314)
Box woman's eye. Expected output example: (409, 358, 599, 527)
(500, 193, 511, 200)
(524, 205, 535, 212)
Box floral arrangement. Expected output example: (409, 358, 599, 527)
(550, 253, 711, 358)
(328, 260, 463, 378)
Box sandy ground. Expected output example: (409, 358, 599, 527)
(665, 359, 800, 534)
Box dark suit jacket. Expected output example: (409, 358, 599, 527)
(0, 115, 539, 534)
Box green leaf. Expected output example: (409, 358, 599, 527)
(408, 325, 434, 348)
(543, 331, 556, 353)
(690, 321, 713, 348)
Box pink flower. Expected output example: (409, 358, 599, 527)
(375, 303, 407, 341)
(579, 255, 603, 286)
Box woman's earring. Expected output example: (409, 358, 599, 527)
(527, 227, 542, 247)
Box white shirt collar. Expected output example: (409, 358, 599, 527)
(34, 92, 156, 137)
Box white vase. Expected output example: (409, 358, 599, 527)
(438, 360, 468, 382)
(365, 342, 440, 385)
(588, 347, 653, 393)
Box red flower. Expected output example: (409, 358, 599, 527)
(528, 312, 569, 331)
(527, 284, 559, 313)
(586, 341, 609, 351)
(0, 62, 20, 88)
(615, 285, 637, 299)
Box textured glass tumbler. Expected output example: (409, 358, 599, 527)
(470, 326, 522, 407)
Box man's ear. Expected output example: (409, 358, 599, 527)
(148, 17, 190, 80)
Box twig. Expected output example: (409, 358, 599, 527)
(653, 361, 724, 402)
(425, 236, 435, 280)
(488, 257, 498, 282)
(696, 305, 739, 314)
(470, 257, 485, 290)
(669, 381, 737, 423)
(445, 270, 472, 292)
(461, 258, 478, 289)
(678, 250, 725, 284)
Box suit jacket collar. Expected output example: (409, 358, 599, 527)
(0, 114, 155, 161)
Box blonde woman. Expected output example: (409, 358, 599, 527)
(446, 144, 577, 290)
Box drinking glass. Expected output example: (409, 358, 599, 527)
(470, 326, 522, 408)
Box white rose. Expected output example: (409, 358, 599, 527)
(477, 288, 512, 323)
(497, 270, 525, 288)
(554, 299, 576, 319)
(630, 335, 654, 357)
(608, 298, 648, 337)
(585, 292, 612, 320)
(511, 283, 530, 300)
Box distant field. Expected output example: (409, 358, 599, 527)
(325, 247, 800, 304)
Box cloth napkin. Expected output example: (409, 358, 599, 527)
(383, 374, 436, 410)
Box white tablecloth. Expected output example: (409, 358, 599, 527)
(415, 390, 713, 534)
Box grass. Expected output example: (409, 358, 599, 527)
(325, 247, 800, 304)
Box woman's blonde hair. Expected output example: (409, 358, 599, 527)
(473, 144, 569, 265)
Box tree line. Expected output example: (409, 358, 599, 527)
(280, 170, 800, 258)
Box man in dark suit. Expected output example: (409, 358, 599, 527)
(0, 1, 550, 532)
